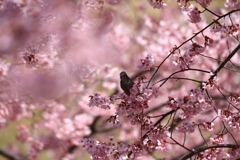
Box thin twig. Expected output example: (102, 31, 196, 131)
(210, 44, 240, 79)
(181, 144, 238, 160)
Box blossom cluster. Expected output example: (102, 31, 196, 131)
(0, 101, 32, 129)
(41, 103, 93, 145)
(172, 43, 205, 69)
(198, 121, 214, 132)
(211, 21, 240, 35)
(225, 0, 240, 9)
(150, 125, 170, 141)
(85, 64, 163, 158)
(17, 125, 44, 159)
(218, 109, 240, 130)
(88, 93, 113, 110)
(182, 5, 201, 23)
(116, 82, 159, 120)
(176, 122, 196, 133)
(167, 88, 212, 119)
(147, 0, 167, 9)
(202, 76, 219, 90)
(137, 54, 154, 71)
(81, 137, 131, 160)
(193, 133, 240, 159)
(0, 0, 240, 160)
(229, 93, 240, 105)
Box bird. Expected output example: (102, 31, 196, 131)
(120, 71, 134, 96)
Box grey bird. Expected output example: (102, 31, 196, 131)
(120, 71, 134, 96)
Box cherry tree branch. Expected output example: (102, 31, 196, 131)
(210, 43, 240, 80)
(204, 7, 220, 17)
(157, 68, 210, 87)
(0, 149, 26, 160)
(181, 144, 239, 160)
(147, 9, 240, 87)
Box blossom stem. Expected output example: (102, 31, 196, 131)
(210, 44, 240, 79)
(204, 7, 220, 17)
(181, 144, 239, 160)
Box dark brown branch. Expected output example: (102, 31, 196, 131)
(181, 144, 239, 160)
(0, 149, 25, 160)
(157, 68, 210, 88)
(170, 136, 193, 153)
(204, 7, 220, 17)
(210, 44, 240, 80)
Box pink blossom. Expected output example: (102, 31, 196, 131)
(229, 93, 240, 105)
(0, 61, 9, 76)
(188, 7, 201, 23)
(27, 139, 44, 159)
(198, 121, 214, 132)
(176, 122, 196, 133)
(150, 125, 170, 140)
(210, 134, 224, 144)
(16, 125, 31, 142)
(188, 43, 205, 56)
(142, 138, 156, 152)
(0, 0, 239, 160)
(156, 139, 168, 152)
(172, 43, 205, 69)
(88, 93, 113, 109)
(167, 97, 179, 110)
(168, 88, 213, 119)
(0, 104, 8, 128)
(211, 20, 239, 35)
(131, 142, 143, 156)
(81, 138, 130, 159)
(129, 84, 140, 97)
(218, 109, 240, 130)
(141, 116, 154, 131)
(211, 21, 224, 32)
(228, 147, 240, 158)
(202, 77, 219, 90)
(137, 54, 154, 71)
(225, 0, 240, 9)
(147, 0, 167, 9)
(138, 86, 159, 100)
(116, 99, 147, 116)
(183, 5, 201, 23)
(107, 114, 121, 127)
(204, 36, 215, 47)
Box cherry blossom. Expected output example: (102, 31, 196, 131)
(81, 137, 131, 160)
(182, 5, 202, 23)
(88, 93, 113, 109)
(147, 0, 167, 9)
(16, 125, 30, 142)
(137, 54, 154, 71)
(176, 122, 196, 133)
(198, 121, 214, 132)
(0, 0, 240, 160)
(225, 0, 240, 9)
(150, 125, 170, 140)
